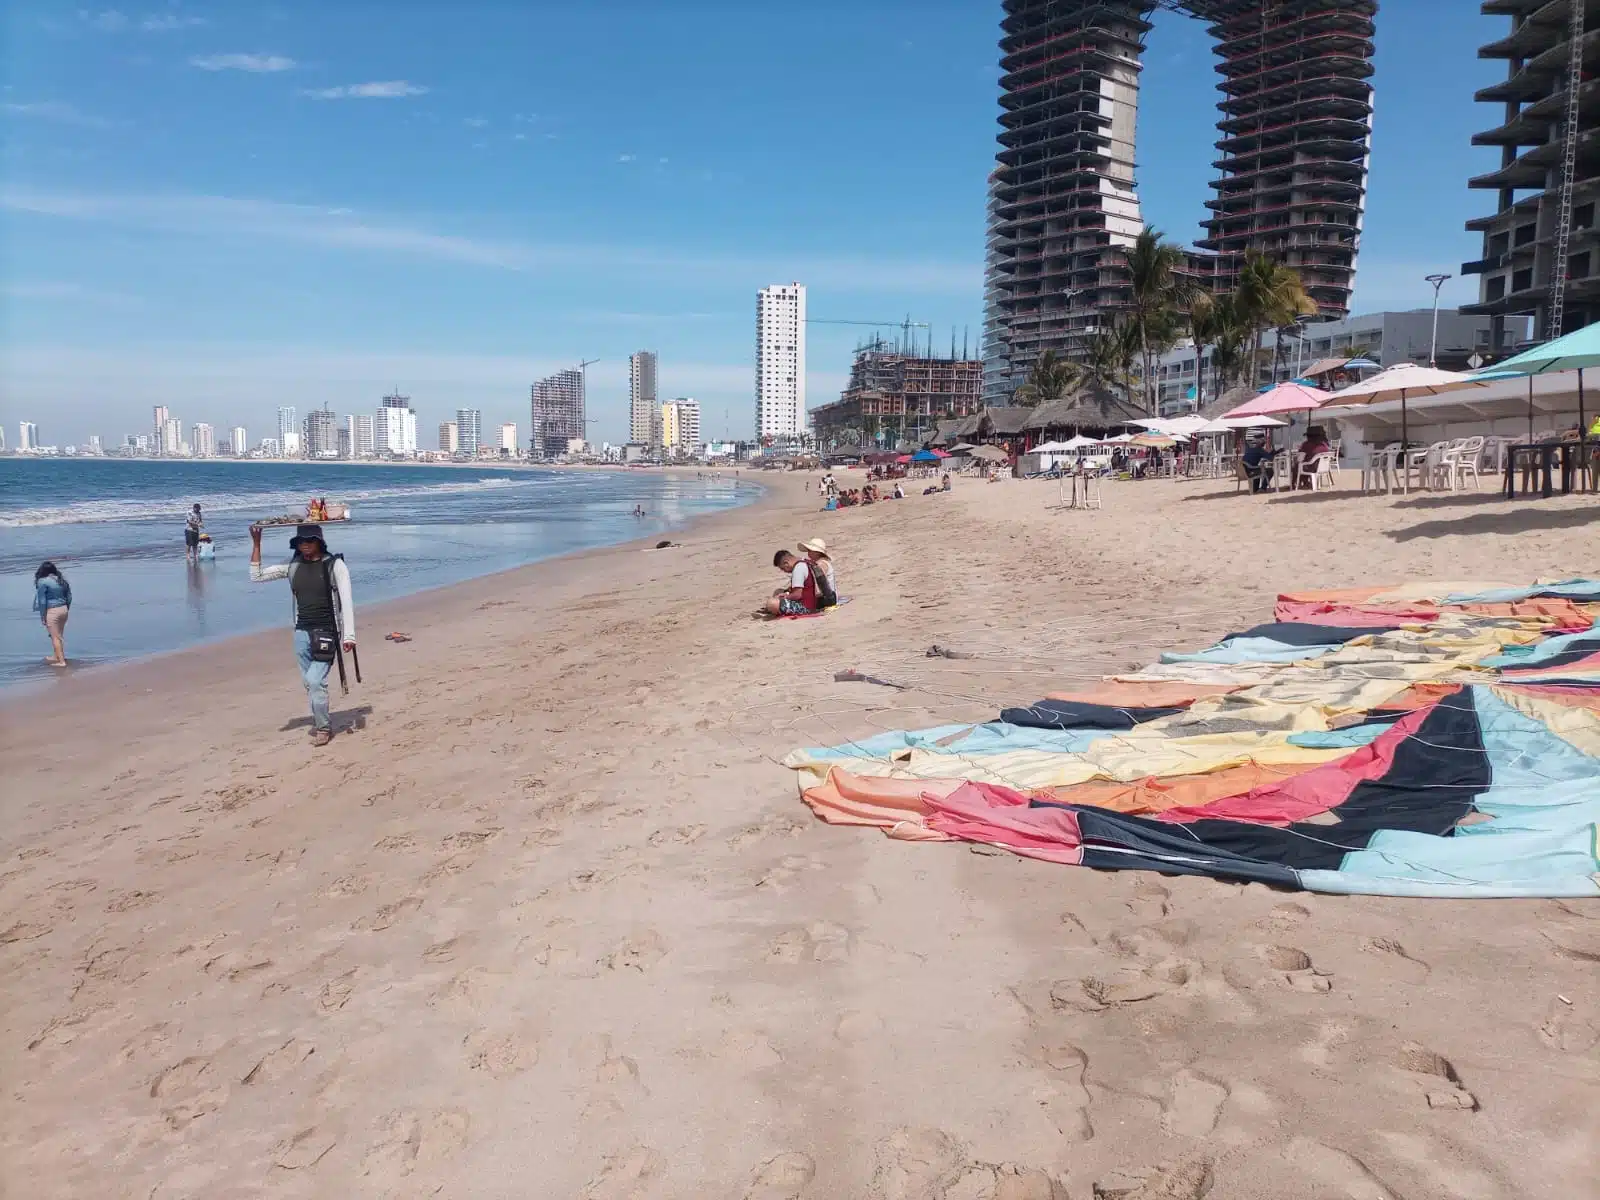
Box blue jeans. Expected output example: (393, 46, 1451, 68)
(293, 628, 333, 731)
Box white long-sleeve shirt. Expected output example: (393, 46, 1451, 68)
(250, 557, 356, 643)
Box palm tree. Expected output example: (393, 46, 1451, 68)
(1126, 226, 1187, 415)
(1184, 291, 1219, 414)
(1080, 319, 1140, 402)
(1014, 349, 1081, 407)
(1207, 296, 1252, 397)
(1234, 254, 1317, 386)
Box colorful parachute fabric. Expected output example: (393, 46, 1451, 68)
(784, 580, 1600, 897)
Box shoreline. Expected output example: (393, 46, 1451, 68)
(0, 469, 774, 707)
(3, 473, 1595, 1197)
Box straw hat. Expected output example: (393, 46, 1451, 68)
(798, 537, 828, 554)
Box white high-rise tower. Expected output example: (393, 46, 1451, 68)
(755, 283, 805, 440)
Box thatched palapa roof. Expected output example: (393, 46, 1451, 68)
(1022, 386, 1143, 432)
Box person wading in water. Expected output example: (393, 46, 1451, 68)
(249, 522, 355, 746)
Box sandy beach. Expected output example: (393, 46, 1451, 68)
(2, 470, 1597, 1199)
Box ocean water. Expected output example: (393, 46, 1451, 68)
(0, 458, 757, 688)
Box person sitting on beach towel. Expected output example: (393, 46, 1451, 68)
(764, 549, 817, 617)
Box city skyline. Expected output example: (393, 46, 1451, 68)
(1, 5, 1518, 445)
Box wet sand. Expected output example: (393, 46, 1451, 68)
(2, 470, 1597, 1198)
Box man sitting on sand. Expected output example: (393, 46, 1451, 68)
(763, 549, 817, 616)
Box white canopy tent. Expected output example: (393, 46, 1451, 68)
(1321, 370, 1588, 449)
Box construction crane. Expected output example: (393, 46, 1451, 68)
(806, 317, 931, 356)
(1547, 0, 1586, 339)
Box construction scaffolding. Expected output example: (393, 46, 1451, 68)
(1462, 0, 1599, 343)
(810, 341, 983, 452)
(983, 1, 1377, 401)
(530, 369, 585, 459)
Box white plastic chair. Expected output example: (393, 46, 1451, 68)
(1361, 443, 1401, 493)
(1296, 452, 1338, 492)
(1407, 441, 1447, 491)
(1441, 436, 1484, 490)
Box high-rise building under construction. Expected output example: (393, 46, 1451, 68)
(531, 369, 586, 458)
(1461, 1, 1596, 343)
(983, 1, 1377, 400)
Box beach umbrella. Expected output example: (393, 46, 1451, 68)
(1218, 415, 1287, 429)
(910, 449, 940, 464)
(969, 444, 1009, 462)
(1062, 434, 1102, 450)
(894, 454, 912, 464)
(1221, 381, 1331, 419)
(1323, 363, 1484, 454)
(1471, 319, 1600, 452)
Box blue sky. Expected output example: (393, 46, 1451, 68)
(2, 2, 1505, 447)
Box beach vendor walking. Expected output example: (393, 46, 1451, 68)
(249, 522, 356, 746)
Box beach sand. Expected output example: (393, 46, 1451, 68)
(3, 471, 1597, 1199)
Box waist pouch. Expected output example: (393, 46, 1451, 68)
(308, 629, 339, 663)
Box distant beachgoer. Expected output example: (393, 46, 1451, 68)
(249, 523, 355, 746)
(764, 549, 817, 616)
(893, 481, 905, 499)
(185, 504, 204, 562)
(940, 472, 952, 492)
(33, 561, 72, 668)
(800, 537, 837, 608)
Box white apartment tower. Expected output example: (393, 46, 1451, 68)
(231, 426, 248, 457)
(756, 283, 805, 440)
(499, 422, 517, 453)
(455, 409, 482, 455)
(191, 423, 216, 458)
(376, 392, 417, 456)
(629, 351, 659, 446)
(18, 421, 38, 451)
(348, 414, 375, 459)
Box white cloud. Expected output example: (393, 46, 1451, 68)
(617, 153, 636, 163)
(512, 132, 527, 141)
(2, 101, 114, 129)
(301, 81, 428, 99)
(463, 116, 488, 128)
(81, 9, 130, 32)
(141, 12, 205, 30)
(0, 185, 982, 294)
(190, 53, 296, 72)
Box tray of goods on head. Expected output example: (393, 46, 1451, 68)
(252, 498, 352, 526)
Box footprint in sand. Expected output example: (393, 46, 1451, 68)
(728, 816, 808, 852)
(318, 968, 358, 1013)
(202, 950, 275, 984)
(765, 922, 852, 965)
(1161, 1070, 1229, 1138)
(956, 1166, 1067, 1199)
(429, 966, 507, 1015)
(648, 824, 707, 848)
(272, 1125, 339, 1171)
(150, 1055, 229, 1129)
(578, 1147, 665, 1199)
(872, 1127, 967, 1200)
(1360, 936, 1430, 982)
(745, 1152, 816, 1200)
(1033, 1041, 1093, 1142)
(320, 874, 372, 899)
(578, 1035, 645, 1118)
(1281, 1139, 1396, 1200)
(1542, 925, 1600, 964)
(602, 930, 666, 972)
(422, 936, 469, 965)
(373, 833, 420, 852)
(1126, 882, 1171, 921)
(464, 1026, 540, 1077)
(1093, 1157, 1213, 1200)
(1239, 945, 1333, 993)
(1297, 1021, 1352, 1069)
(1261, 902, 1310, 932)
(1394, 1043, 1477, 1110)
(242, 1037, 315, 1085)
(352, 896, 423, 932)
(1376, 1131, 1503, 1199)
(1057, 958, 1195, 1012)
(361, 1109, 470, 1179)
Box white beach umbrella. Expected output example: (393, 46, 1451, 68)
(1323, 362, 1484, 449)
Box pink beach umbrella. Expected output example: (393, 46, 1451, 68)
(1220, 381, 1331, 419)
